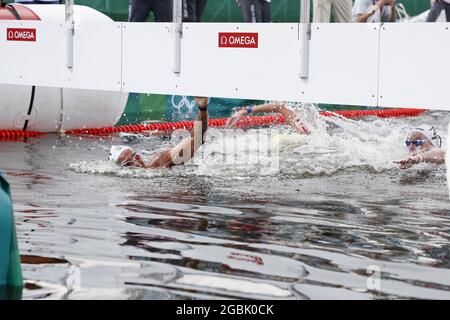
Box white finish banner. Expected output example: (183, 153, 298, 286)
(0, 20, 448, 110)
(0, 20, 122, 92)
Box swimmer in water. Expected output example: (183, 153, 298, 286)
(109, 97, 209, 169)
(228, 105, 444, 170)
(226, 101, 310, 134)
(394, 125, 445, 169)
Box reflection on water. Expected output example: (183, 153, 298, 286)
(1, 110, 450, 299)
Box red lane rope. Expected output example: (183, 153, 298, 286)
(321, 108, 426, 118)
(67, 108, 426, 136)
(0, 130, 45, 141)
(0, 108, 427, 140)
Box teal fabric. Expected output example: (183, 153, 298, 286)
(0, 178, 12, 287)
(0, 175, 23, 299)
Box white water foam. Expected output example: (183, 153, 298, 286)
(69, 105, 447, 179)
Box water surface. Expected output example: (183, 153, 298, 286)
(1, 109, 450, 299)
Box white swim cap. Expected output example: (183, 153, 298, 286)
(108, 146, 133, 163)
(410, 125, 442, 147)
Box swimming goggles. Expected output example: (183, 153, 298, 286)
(405, 139, 426, 147)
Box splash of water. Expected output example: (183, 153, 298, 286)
(70, 105, 446, 179)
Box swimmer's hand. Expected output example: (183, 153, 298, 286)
(194, 97, 209, 109)
(227, 109, 248, 128)
(291, 118, 311, 135)
(394, 155, 422, 169)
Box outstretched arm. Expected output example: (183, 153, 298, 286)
(169, 97, 209, 166)
(146, 97, 209, 169)
(227, 102, 310, 134)
(394, 149, 445, 169)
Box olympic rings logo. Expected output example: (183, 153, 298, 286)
(171, 95, 197, 113)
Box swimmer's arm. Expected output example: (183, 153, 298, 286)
(394, 155, 421, 169)
(249, 102, 287, 114)
(168, 97, 209, 167)
(193, 97, 209, 145)
(421, 149, 445, 164)
(228, 102, 309, 134)
(146, 149, 173, 169)
(147, 134, 201, 169)
(394, 149, 445, 169)
(254, 103, 309, 133)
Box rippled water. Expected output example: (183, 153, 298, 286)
(1, 108, 450, 300)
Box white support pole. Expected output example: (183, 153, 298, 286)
(66, 0, 74, 69)
(173, 0, 182, 74)
(299, 0, 311, 79)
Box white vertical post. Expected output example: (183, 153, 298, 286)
(300, 0, 311, 78)
(173, 0, 182, 74)
(66, 0, 74, 69)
